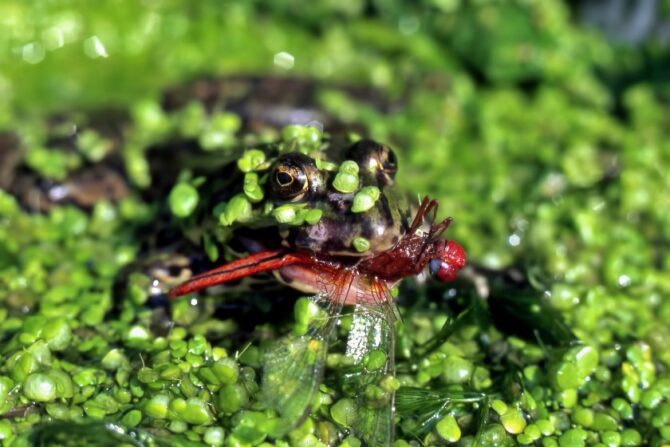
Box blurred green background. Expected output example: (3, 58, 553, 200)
(1, 1, 670, 446)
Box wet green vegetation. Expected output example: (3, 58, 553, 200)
(1, 1, 670, 446)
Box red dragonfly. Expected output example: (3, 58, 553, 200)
(169, 197, 466, 446)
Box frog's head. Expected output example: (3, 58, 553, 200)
(223, 137, 412, 258)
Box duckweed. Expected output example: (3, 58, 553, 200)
(436, 414, 461, 442)
(169, 183, 200, 218)
(332, 161, 360, 193)
(219, 194, 253, 226)
(352, 236, 370, 253)
(203, 426, 225, 446)
(331, 398, 356, 428)
(22, 373, 57, 402)
(243, 173, 265, 203)
(237, 150, 267, 173)
(501, 408, 527, 435)
(271, 205, 297, 224)
(559, 428, 588, 447)
(351, 186, 381, 213)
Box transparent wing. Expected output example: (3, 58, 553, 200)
(261, 266, 354, 437)
(341, 277, 398, 447)
(395, 387, 488, 439)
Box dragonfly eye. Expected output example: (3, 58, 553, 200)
(430, 240, 466, 283)
(430, 259, 459, 283)
(429, 259, 442, 276)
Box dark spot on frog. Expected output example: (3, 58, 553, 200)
(8, 165, 129, 212)
(377, 193, 395, 233)
(323, 191, 354, 213)
(359, 215, 375, 241)
(60, 166, 129, 207)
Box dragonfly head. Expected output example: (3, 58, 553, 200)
(429, 240, 466, 283)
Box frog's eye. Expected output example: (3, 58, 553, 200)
(273, 166, 307, 200)
(271, 153, 318, 202)
(347, 139, 398, 185)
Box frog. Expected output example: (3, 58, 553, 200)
(0, 75, 402, 308)
(217, 139, 410, 258)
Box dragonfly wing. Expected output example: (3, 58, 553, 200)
(261, 266, 353, 437)
(343, 278, 397, 447)
(395, 387, 488, 438)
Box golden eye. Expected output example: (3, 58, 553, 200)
(271, 153, 314, 202)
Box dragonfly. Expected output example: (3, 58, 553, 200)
(169, 195, 466, 445)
